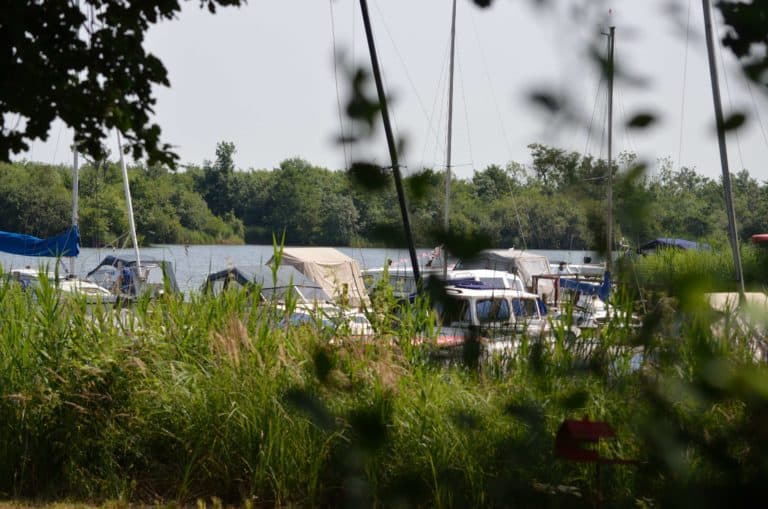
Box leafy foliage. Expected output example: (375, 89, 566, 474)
(4, 141, 768, 250)
(0, 0, 243, 166)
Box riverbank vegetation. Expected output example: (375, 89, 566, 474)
(3, 141, 767, 250)
(2, 252, 768, 507)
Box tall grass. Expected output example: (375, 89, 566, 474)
(629, 243, 768, 296)
(1, 259, 768, 507)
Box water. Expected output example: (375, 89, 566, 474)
(0, 245, 600, 296)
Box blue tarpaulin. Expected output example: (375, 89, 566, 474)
(559, 271, 611, 302)
(0, 226, 80, 257)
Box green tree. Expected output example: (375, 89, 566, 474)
(0, 0, 243, 165)
(200, 141, 238, 218)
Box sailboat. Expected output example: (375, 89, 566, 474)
(0, 150, 114, 302)
(84, 131, 179, 299)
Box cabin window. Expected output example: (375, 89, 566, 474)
(511, 298, 539, 319)
(389, 275, 416, 295)
(476, 298, 510, 323)
(479, 277, 504, 289)
(438, 299, 471, 326)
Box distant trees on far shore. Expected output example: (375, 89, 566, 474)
(2, 141, 765, 251)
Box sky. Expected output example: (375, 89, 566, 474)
(15, 0, 768, 182)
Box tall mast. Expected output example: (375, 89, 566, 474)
(69, 148, 79, 275)
(702, 0, 745, 297)
(605, 26, 615, 273)
(358, 0, 421, 287)
(443, 0, 457, 279)
(116, 131, 142, 273)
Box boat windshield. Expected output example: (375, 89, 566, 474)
(511, 298, 540, 319)
(476, 298, 511, 324)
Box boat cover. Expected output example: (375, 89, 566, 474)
(0, 226, 80, 257)
(454, 249, 554, 299)
(203, 265, 331, 303)
(559, 271, 611, 302)
(267, 247, 369, 308)
(86, 254, 179, 293)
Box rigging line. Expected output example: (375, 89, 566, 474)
(328, 0, 349, 171)
(676, 0, 693, 169)
(349, 0, 358, 165)
(351, 0, 355, 65)
(468, 6, 513, 159)
(745, 78, 768, 153)
(457, 56, 476, 169)
(616, 85, 638, 156)
(10, 113, 22, 135)
(612, 26, 637, 158)
(596, 88, 607, 161)
(467, 3, 525, 251)
(369, 0, 409, 174)
(370, 0, 442, 145)
(713, 16, 746, 173)
(583, 76, 605, 157)
(421, 39, 450, 173)
(52, 122, 64, 164)
(420, 4, 456, 172)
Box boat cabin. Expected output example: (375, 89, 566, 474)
(86, 255, 179, 297)
(7, 267, 114, 302)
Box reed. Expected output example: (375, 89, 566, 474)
(1, 258, 767, 507)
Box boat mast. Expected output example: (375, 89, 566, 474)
(701, 0, 745, 297)
(605, 25, 615, 274)
(116, 131, 142, 273)
(69, 148, 79, 275)
(358, 0, 421, 288)
(443, 0, 457, 279)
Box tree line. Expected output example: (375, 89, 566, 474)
(1, 141, 766, 251)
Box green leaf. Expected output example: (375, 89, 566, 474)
(722, 112, 747, 131)
(627, 113, 657, 129)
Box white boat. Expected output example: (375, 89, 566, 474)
(454, 248, 556, 302)
(432, 280, 581, 356)
(266, 247, 371, 309)
(86, 254, 179, 299)
(8, 267, 114, 303)
(550, 260, 605, 277)
(0, 150, 113, 303)
(449, 268, 525, 292)
(280, 304, 374, 339)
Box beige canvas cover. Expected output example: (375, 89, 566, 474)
(267, 247, 369, 308)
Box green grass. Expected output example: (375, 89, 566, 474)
(1, 258, 768, 507)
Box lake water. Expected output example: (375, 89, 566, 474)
(0, 245, 600, 296)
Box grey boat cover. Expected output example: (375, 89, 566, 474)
(267, 247, 369, 308)
(203, 265, 330, 303)
(454, 249, 554, 300)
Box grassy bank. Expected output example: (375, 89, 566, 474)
(1, 266, 767, 507)
(627, 243, 768, 294)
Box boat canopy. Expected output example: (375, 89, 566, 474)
(638, 238, 710, 254)
(0, 226, 80, 257)
(267, 247, 369, 308)
(86, 254, 179, 293)
(454, 249, 551, 290)
(202, 265, 331, 303)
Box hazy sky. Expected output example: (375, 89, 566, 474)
(16, 0, 768, 181)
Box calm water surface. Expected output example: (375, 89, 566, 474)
(0, 245, 600, 296)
